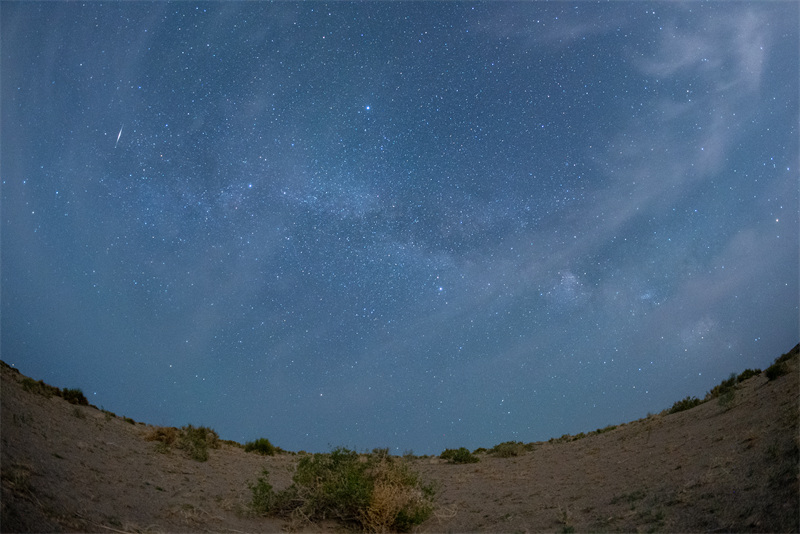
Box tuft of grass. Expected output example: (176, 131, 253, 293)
(440, 447, 479, 464)
(610, 489, 646, 505)
(249, 447, 435, 532)
(244, 437, 277, 456)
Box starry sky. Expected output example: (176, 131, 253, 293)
(2, 2, 798, 455)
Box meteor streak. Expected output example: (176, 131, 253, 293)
(115, 125, 123, 148)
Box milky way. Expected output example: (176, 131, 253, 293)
(2, 2, 797, 454)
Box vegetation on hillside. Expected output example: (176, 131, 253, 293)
(249, 447, 435, 532)
(145, 425, 220, 461)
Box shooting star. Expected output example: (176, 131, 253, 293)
(115, 124, 123, 148)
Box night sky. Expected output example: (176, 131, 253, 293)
(2, 2, 797, 455)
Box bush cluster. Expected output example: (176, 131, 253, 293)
(62, 388, 89, 405)
(20, 378, 87, 405)
(668, 396, 702, 414)
(736, 368, 762, 383)
(145, 425, 219, 461)
(250, 447, 435, 532)
(440, 447, 479, 464)
(765, 362, 788, 381)
(488, 441, 530, 458)
(244, 437, 277, 456)
(705, 373, 737, 401)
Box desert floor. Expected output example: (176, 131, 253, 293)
(2, 352, 797, 533)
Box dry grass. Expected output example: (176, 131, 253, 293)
(144, 426, 179, 446)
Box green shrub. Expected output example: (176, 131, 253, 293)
(440, 447, 479, 464)
(737, 368, 762, 382)
(706, 373, 737, 400)
(489, 441, 527, 458)
(718, 387, 736, 410)
(20, 378, 60, 398)
(249, 469, 276, 515)
(595, 424, 617, 434)
(145, 426, 180, 454)
(249, 447, 435, 532)
(62, 388, 88, 406)
(145, 425, 220, 461)
(765, 361, 789, 381)
(177, 425, 219, 462)
(244, 437, 276, 456)
(669, 396, 702, 414)
(776, 344, 799, 365)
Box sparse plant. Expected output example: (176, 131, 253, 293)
(718, 387, 737, 410)
(557, 503, 573, 531)
(71, 406, 86, 419)
(249, 447, 435, 532)
(668, 396, 702, 414)
(737, 368, 762, 382)
(706, 373, 737, 401)
(145, 426, 180, 454)
(489, 441, 527, 458)
(145, 425, 218, 461)
(765, 361, 789, 381)
(440, 447, 479, 464)
(595, 424, 617, 434)
(244, 437, 277, 456)
(20, 377, 60, 398)
(177, 425, 219, 462)
(765, 345, 798, 381)
(248, 468, 275, 515)
(62, 388, 89, 406)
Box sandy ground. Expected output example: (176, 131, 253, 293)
(1, 352, 797, 533)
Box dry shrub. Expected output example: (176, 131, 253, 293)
(362, 480, 431, 533)
(363, 482, 406, 532)
(360, 454, 434, 532)
(250, 447, 434, 532)
(145, 426, 179, 446)
(177, 425, 219, 462)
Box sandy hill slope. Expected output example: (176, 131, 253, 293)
(2, 349, 797, 533)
